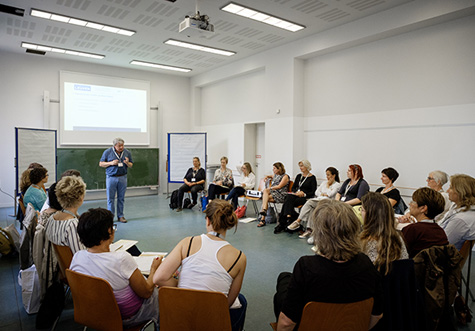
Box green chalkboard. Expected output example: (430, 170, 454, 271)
(57, 148, 159, 190)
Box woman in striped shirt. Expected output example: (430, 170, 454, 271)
(45, 175, 86, 254)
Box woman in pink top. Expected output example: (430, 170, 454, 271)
(154, 200, 247, 331)
(70, 208, 161, 329)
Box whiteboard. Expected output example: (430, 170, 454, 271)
(168, 133, 207, 183)
(15, 128, 57, 194)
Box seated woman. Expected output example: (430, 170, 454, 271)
(401, 187, 448, 258)
(287, 167, 341, 237)
(153, 200, 247, 331)
(38, 182, 61, 226)
(440, 174, 475, 250)
(335, 164, 370, 206)
(426, 170, 452, 222)
(45, 175, 87, 254)
(19, 162, 45, 195)
(257, 162, 290, 228)
(274, 160, 317, 234)
(207, 156, 234, 201)
(177, 157, 206, 211)
(273, 199, 383, 330)
(23, 167, 49, 211)
(376, 167, 401, 210)
(71, 208, 160, 328)
(226, 162, 256, 210)
(360, 192, 409, 273)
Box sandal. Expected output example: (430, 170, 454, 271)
(257, 220, 266, 227)
(259, 210, 267, 217)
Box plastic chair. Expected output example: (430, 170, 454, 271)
(271, 297, 374, 330)
(65, 269, 153, 331)
(159, 286, 232, 331)
(52, 244, 73, 285)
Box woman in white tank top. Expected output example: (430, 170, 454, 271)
(154, 200, 247, 331)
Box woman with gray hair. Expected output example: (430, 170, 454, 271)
(274, 160, 317, 234)
(273, 200, 383, 330)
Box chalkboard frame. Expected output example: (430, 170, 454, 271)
(57, 147, 159, 190)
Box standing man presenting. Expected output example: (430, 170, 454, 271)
(99, 138, 133, 223)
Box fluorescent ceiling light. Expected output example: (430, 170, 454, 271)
(164, 39, 235, 56)
(21, 42, 105, 59)
(130, 60, 191, 73)
(221, 2, 305, 32)
(30, 8, 136, 36)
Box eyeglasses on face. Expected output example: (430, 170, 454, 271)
(112, 224, 118, 232)
(427, 177, 435, 181)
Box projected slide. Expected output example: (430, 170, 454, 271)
(60, 71, 150, 145)
(64, 83, 146, 132)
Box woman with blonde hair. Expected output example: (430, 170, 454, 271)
(360, 192, 408, 274)
(257, 162, 290, 227)
(440, 174, 475, 249)
(45, 175, 87, 254)
(274, 160, 317, 233)
(207, 156, 234, 201)
(154, 199, 247, 331)
(273, 199, 383, 330)
(226, 162, 256, 210)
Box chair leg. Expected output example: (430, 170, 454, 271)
(461, 275, 475, 301)
(466, 247, 474, 301)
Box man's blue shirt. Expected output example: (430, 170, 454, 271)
(100, 147, 133, 176)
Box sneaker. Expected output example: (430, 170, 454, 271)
(176, 208, 183, 212)
(118, 217, 127, 223)
(287, 220, 301, 231)
(299, 230, 312, 239)
(307, 236, 314, 245)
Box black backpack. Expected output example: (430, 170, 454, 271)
(169, 190, 179, 209)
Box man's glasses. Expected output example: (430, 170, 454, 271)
(112, 224, 118, 232)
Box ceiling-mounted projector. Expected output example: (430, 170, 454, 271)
(179, 11, 214, 37)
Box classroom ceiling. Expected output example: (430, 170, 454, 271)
(0, 0, 414, 76)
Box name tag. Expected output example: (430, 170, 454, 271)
(191, 178, 196, 182)
(118, 162, 124, 167)
(341, 196, 346, 201)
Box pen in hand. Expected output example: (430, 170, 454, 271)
(115, 245, 123, 251)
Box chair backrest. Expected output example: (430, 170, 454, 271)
(159, 286, 232, 331)
(65, 269, 124, 331)
(288, 180, 294, 192)
(299, 298, 374, 331)
(53, 244, 73, 284)
(459, 240, 474, 269)
(18, 195, 26, 216)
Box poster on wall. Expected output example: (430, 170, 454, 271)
(167, 133, 206, 183)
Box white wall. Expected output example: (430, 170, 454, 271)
(303, 14, 475, 191)
(190, 1, 475, 193)
(0, 51, 190, 207)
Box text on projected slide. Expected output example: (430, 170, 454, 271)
(64, 82, 147, 132)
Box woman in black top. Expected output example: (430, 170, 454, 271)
(177, 157, 206, 210)
(375, 167, 401, 210)
(335, 164, 370, 206)
(274, 160, 317, 234)
(273, 199, 383, 330)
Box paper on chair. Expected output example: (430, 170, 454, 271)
(134, 252, 167, 275)
(110, 239, 138, 252)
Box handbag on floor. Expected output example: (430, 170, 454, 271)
(169, 190, 179, 209)
(265, 207, 277, 224)
(235, 205, 247, 219)
(201, 196, 209, 212)
(18, 264, 41, 314)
